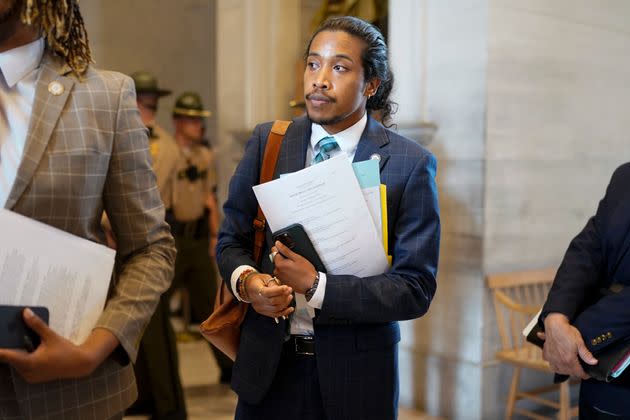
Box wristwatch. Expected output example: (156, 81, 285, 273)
(305, 272, 320, 302)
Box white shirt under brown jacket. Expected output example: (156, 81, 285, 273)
(0, 48, 176, 419)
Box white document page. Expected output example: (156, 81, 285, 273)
(253, 155, 388, 277)
(522, 308, 542, 337)
(0, 209, 115, 344)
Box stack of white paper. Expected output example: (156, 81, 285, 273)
(253, 155, 388, 277)
(0, 209, 115, 344)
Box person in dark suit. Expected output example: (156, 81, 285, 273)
(216, 16, 440, 420)
(540, 163, 630, 419)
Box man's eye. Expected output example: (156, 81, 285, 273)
(333, 65, 347, 72)
(307, 61, 319, 69)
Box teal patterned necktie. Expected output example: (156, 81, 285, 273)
(312, 136, 340, 164)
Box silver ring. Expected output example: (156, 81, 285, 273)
(269, 250, 278, 263)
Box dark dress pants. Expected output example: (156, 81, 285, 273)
(235, 348, 326, 420)
(127, 295, 186, 420)
(579, 379, 630, 419)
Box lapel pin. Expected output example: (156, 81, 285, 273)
(48, 81, 64, 96)
(370, 153, 381, 162)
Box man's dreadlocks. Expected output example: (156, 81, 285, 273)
(21, 0, 92, 76)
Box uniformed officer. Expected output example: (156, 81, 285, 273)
(169, 91, 233, 382)
(124, 71, 187, 420)
(132, 70, 180, 207)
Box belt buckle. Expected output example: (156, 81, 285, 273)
(294, 335, 314, 356)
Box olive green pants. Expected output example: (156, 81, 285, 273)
(128, 295, 186, 419)
(169, 235, 233, 373)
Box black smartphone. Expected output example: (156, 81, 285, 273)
(272, 223, 326, 273)
(0, 305, 49, 352)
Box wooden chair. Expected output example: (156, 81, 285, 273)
(487, 268, 579, 420)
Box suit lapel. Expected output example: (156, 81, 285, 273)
(274, 116, 311, 178)
(352, 116, 390, 171)
(5, 52, 74, 209)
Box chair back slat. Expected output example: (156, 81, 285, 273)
(487, 268, 556, 353)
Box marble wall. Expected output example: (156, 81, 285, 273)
(482, 1, 630, 417)
(391, 1, 488, 418)
(80, 0, 216, 139)
(393, 0, 630, 418)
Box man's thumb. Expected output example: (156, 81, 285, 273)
(22, 308, 51, 341)
(577, 343, 598, 365)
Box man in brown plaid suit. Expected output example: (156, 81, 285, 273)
(0, 1, 176, 419)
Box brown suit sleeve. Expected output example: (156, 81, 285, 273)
(94, 76, 176, 362)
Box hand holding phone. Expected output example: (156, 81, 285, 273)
(272, 223, 325, 272)
(0, 305, 49, 352)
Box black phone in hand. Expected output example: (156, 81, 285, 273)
(0, 305, 49, 352)
(272, 223, 326, 273)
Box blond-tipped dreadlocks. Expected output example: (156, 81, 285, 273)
(20, 0, 92, 76)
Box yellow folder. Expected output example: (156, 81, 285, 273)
(380, 184, 392, 266)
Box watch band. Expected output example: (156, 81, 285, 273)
(305, 272, 320, 302)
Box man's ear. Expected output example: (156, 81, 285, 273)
(365, 78, 381, 98)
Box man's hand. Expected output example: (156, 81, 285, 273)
(272, 241, 318, 294)
(0, 308, 118, 384)
(245, 273, 294, 320)
(539, 313, 598, 379)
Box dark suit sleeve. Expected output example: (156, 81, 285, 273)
(216, 124, 267, 294)
(316, 152, 440, 324)
(573, 287, 630, 356)
(541, 164, 628, 323)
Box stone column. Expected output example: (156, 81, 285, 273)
(215, 0, 300, 207)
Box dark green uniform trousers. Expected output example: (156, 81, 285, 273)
(127, 294, 186, 420)
(170, 235, 233, 376)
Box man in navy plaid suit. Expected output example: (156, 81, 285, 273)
(217, 16, 441, 420)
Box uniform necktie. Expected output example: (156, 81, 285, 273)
(312, 136, 340, 164)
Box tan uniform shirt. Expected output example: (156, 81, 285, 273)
(172, 143, 216, 222)
(149, 124, 180, 209)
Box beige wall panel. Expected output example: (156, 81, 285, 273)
(80, 0, 215, 138)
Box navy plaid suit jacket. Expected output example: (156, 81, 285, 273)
(217, 115, 440, 420)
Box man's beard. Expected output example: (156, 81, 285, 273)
(0, 0, 22, 25)
(305, 110, 347, 127)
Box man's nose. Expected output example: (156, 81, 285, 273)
(312, 70, 329, 89)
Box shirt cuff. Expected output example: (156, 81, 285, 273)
(306, 272, 327, 309)
(231, 265, 256, 302)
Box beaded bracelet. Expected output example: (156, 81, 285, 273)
(237, 268, 258, 303)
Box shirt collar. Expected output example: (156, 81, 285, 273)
(0, 38, 45, 88)
(310, 112, 368, 155)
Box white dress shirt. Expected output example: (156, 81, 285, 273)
(0, 38, 45, 207)
(231, 112, 367, 335)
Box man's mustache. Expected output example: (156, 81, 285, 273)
(305, 92, 336, 103)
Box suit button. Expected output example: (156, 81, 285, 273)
(607, 332, 613, 339)
(592, 339, 598, 346)
(596, 337, 602, 344)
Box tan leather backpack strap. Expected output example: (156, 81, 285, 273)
(252, 120, 292, 265)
